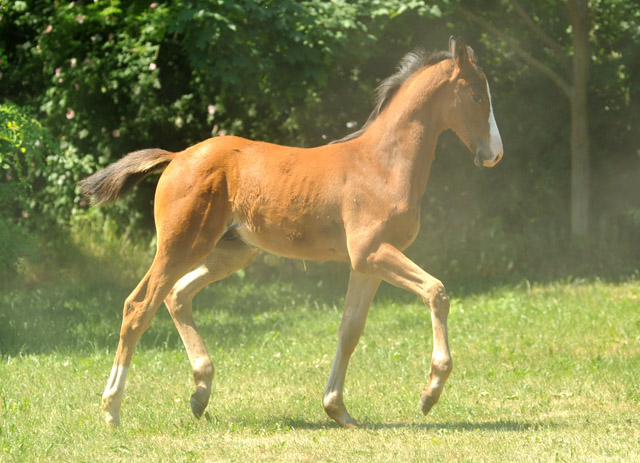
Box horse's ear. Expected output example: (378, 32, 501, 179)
(467, 46, 477, 64)
(451, 36, 472, 73)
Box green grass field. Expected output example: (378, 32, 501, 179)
(1, 275, 639, 462)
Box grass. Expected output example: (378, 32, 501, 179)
(1, 271, 639, 462)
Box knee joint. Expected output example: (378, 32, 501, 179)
(424, 281, 449, 314)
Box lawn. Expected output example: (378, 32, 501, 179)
(1, 276, 639, 462)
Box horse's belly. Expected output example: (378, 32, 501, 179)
(233, 219, 349, 262)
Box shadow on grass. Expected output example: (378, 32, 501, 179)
(240, 415, 557, 433)
(364, 419, 554, 432)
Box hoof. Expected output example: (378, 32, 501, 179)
(419, 393, 437, 415)
(341, 418, 359, 429)
(190, 389, 210, 419)
(190, 395, 207, 419)
(328, 409, 359, 429)
(323, 395, 359, 428)
(104, 411, 121, 428)
(190, 385, 211, 419)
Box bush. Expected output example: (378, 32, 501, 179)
(0, 103, 53, 278)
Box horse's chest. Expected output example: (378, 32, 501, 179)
(382, 206, 421, 250)
(345, 190, 421, 250)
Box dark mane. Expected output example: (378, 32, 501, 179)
(330, 49, 452, 144)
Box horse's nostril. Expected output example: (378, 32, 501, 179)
(475, 147, 491, 166)
(474, 153, 483, 166)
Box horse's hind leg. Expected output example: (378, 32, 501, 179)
(164, 237, 258, 419)
(102, 172, 231, 427)
(102, 251, 195, 427)
(323, 271, 381, 428)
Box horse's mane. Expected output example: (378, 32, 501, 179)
(331, 49, 452, 144)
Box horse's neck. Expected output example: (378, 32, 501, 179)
(361, 86, 447, 204)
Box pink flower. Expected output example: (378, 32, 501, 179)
(66, 109, 75, 119)
(150, 2, 158, 8)
(55, 67, 62, 77)
(208, 104, 216, 115)
(70, 58, 77, 67)
(112, 129, 121, 138)
(44, 24, 53, 34)
(149, 62, 157, 71)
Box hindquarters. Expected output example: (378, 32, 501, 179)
(152, 141, 239, 264)
(99, 142, 243, 427)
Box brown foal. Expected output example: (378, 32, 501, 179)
(80, 37, 503, 428)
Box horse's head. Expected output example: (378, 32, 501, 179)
(445, 36, 503, 167)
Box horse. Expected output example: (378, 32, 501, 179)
(79, 36, 503, 428)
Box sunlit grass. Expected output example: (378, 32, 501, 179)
(1, 278, 639, 462)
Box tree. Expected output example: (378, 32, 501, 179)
(458, 0, 590, 240)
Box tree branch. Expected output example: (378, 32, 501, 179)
(508, 0, 570, 72)
(457, 7, 573, 99)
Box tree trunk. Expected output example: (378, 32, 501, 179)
(568, 0, 590, 240)
(458, 3, 592, 240)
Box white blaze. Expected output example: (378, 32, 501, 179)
(486, 81, 503, 161)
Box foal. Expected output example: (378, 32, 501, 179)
(80, 37, 503, 428)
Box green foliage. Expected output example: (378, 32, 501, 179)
(0, 0, 439, 152)
(0, 103, 52, 278)
(0, 102, 147, 283)
(0, 104, 47, 192)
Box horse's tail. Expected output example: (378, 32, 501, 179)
(79, 148, 175, 205)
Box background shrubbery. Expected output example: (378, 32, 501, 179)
(1, 0, 638, 289)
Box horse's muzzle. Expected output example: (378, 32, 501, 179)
(474, 145, 503, 167)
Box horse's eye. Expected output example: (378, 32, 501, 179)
(472, 93, 483, 103)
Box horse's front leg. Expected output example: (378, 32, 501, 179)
(349, 241, 453, 416)
(418, 285, 452, 415)
(323, 271, 381, 428)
